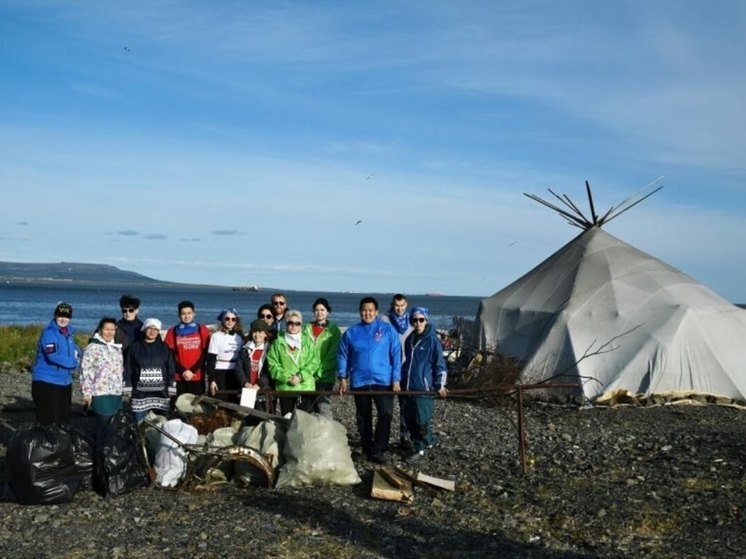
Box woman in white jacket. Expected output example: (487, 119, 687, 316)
(80, 317, 124, 435)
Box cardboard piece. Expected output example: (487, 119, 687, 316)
(240, 387, 258, 409)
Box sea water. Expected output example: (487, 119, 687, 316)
(0, 283, 484, 334)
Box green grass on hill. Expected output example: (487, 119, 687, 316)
(0, 325, 89, 369)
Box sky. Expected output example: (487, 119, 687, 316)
(1, 1, 745, 301)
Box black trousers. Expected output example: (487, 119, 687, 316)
(176, 379, 205, 396)
(278, 395, 315, 416)
(353, 384, 394, 456)
(31, 380, 72, 425)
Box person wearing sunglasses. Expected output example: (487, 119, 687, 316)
(206, 309, 244, 400)
(303, 297, 341, 419)
(337, 296, 402, 465)
(267, 309, 320, 416)
(400, 307, 448, 463)
(269, 293, 289, 334)
(236, 319, 273, 411)
(115, 293, 143, 351)
(256, 303, 276, 343)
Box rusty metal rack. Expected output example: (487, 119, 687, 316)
(213, 382, 576, 475)
(142, 418, 277, 487)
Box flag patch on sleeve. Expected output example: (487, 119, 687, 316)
(44, 343, 57, 354)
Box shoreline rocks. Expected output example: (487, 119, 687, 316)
(1, 367, 744, 558)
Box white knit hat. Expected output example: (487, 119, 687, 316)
(141, 318, 162, 332)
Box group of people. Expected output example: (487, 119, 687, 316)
(30, 292, 448, 464)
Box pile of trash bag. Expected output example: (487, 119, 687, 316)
(144, 396, 361, 489)
(6, 424, 91, 505)
(4, 410, 152, 505)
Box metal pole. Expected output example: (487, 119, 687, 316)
(517, 386, 527, 474)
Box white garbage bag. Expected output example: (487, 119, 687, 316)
(154, 419, 198, 488)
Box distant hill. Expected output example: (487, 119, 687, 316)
(0, 261, 167, 285)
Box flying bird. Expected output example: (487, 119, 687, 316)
(123, 46, 131, 52)
(355, 220, 362, 226)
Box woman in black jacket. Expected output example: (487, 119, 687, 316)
(124, 318, 176, 423)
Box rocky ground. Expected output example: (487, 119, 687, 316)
(0, 363, 744, 558)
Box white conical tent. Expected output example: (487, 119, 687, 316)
(478, 226, 746, 401)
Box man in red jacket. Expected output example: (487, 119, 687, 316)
(165, 300, 211, 396)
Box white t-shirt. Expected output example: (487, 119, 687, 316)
(208, 331, 242, 370)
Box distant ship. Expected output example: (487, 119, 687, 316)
(232, 284, 260, 292)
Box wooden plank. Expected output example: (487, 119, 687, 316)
(379, 466, 409, 490)
(391, 466, 439, 497)
(193, 395, 290, 426)
(371, 469, 413, 503)
(416, 472, 456, 492)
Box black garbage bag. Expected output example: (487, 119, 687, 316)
(6, 424, 82, 505)
(63, 425, 95, 490)
(94, 411, 149, 497)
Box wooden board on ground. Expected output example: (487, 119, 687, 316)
(416, 472, 456, 492)
(371, 469, 414, 503)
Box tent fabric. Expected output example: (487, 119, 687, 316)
(478, 226, 746, 402)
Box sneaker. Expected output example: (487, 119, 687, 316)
(406, 450, 425, 464)
(368, 453, 389, 465)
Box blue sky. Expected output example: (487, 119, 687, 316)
(1, 1, 745, 301)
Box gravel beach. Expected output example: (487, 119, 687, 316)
(1, 364, 744, 558)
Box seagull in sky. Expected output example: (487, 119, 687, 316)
(355, 220, 362, 226)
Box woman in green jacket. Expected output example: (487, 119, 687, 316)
(303, 297, 341, 418)
(267, 309, 320, 416)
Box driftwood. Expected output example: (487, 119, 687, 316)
(371, 468, 413, 503)
(192, 395, 291, 426)
(390, 466, 440, 497)
(415, 472, 456, 492)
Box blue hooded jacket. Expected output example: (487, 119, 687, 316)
(31, 320, 80, 386)
(337, 318, 401, 388)
(402, 324, 447, 392)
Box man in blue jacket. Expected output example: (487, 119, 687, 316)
(338, 297, 401, 464)
(31, 302, 80, 424)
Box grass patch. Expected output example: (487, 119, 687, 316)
(0, 325, 90, 369)
(680, 477, 720, 491)
(628, 510, 678, 539)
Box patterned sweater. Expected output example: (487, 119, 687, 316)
(80, 333, 124, 398)
(124, 337, 176, 412)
